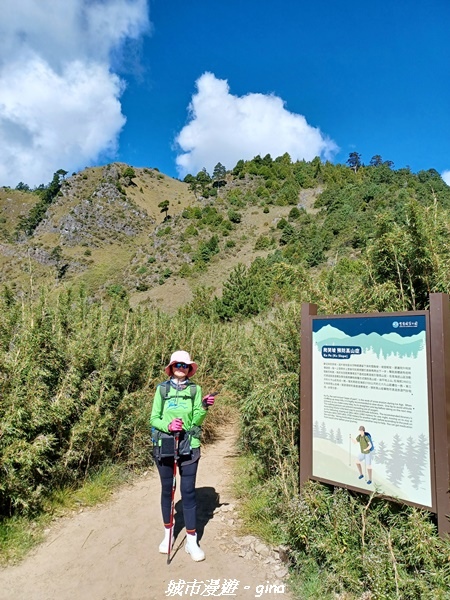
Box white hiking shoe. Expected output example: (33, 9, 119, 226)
(185, 533, 205, 562)
(159, 527, 174, 554)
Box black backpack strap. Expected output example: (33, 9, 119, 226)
(158, 381, 170, 418)
(159, 381, 170, 400)
(188, 383, 197, 401)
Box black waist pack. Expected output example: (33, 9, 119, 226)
(160, 433, 176, 458)
(153, 430, 192, 458)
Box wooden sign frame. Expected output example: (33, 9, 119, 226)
(299, 293, 450, 537)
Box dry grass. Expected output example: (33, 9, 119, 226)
(0, 164, 321, 310)
(138, 204, 294, 311)
(0, 187, 40, 238)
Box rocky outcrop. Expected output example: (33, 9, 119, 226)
(33, 167, 154, 246)
(212, 502, 290, 585)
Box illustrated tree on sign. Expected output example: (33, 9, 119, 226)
(375, 439, 388, 465)
(313, 420, 320, 437)
(404, 436, 418, 480)
(386, 434, 406, 486)
(158, 200, 170, 220)
(410, 434, 428, 490)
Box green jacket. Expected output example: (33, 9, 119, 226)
(150, 381, 207, 449)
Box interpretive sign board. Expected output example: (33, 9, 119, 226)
(300, 294, 450, 537)
(312, 313, 432, 507)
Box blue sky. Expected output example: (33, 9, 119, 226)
(1, 0, 449, 186)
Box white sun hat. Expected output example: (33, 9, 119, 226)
(164, 350, 198, 377)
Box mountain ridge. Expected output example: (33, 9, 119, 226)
(2, 156, 449, 314)
(0, 161, 316, 311)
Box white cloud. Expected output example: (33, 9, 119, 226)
(0, 0, 150, 187)
(175, 72, 338, 177)
(442, 170, 450, 186)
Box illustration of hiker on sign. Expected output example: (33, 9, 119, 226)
(352, 425, 374, 485)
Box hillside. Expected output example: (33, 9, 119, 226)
(2, 155, 450, 598)
(0, 161, 319, 311)
(1, 155, 450, 317)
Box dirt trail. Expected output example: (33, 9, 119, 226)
(0, 429, 291, 600)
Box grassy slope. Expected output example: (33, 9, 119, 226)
(0, 164, 320, 309)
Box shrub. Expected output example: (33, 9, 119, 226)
(184, 224, 199, 237)
(107, 284, 128, 299)
(214, 262, 270, 320)
(227, 209, 242, 223)
(0, 283, 238, 516)
(284, 483, 450, 599)
(122, 167, 136, 179)
(288, 206, 301, 220)
(254, 235, 275, 250)
(16, 172, 63, 236)
(227, 189, 245, 208)
(201, 207, 223, 228)
(194, 235, 220, 264)
(179, 264, 191, 278)
(182, 206, 202, 220)
(156, 226, 171, 237)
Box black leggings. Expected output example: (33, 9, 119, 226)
(155, 456, 199, 531)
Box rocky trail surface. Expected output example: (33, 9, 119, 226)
(0, 429, 292, 600)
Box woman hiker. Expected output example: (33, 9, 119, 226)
(150, 350, 215, 562)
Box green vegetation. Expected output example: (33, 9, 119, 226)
(1, 154, 450, 595)
(158, 199, 170, 220)
(0, 285, 238, 517)
(284, 483, 450, 599)
(16, 171, 65, 236)
(122, 166, 136, 179)
(0, 462, 129, 564)
(184, 167, 222, 198)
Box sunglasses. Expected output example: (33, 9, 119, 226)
(174, 362, 189, 369)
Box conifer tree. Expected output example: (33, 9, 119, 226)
(158, 200, 170, 220)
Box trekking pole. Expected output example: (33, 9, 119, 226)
(349, 433, 351, 466)
(167, 431, 179, 565)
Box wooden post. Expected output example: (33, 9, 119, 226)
(429, 293, 450, 537)
(299, 302, 317, 489)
